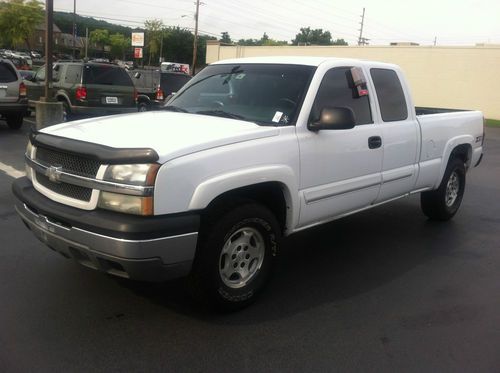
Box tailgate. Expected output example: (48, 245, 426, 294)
(82, 64, 136, 108)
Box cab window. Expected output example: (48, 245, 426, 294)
(311, 67, 373, 125)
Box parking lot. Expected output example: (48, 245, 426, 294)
(1, 118, 500, 372)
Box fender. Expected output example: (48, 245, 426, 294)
(137, 94, 151, 104)
(55, 90, 71, 107)
(434, 135, 473, 189)
(188, 165, 300, 231)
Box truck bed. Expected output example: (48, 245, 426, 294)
(416, 106, 469, 116)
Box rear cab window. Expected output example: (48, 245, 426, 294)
(370, 68, 408, 122)
(83, 65, 133, 86)
(0, 62, 18, 83)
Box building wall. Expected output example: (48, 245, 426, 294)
(206, 42, 500, 119)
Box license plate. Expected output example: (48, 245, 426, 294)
(106, 96, 118, 104)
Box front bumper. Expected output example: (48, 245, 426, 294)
(12, 177, 199, 282)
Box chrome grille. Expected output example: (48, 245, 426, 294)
(34, 146, 100, 202)
(35, 172, 93, 202)
(36, 147, 100, 178)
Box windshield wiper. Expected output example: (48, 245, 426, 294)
(163, 105, 188, 113)
(195, 110, 246, 120)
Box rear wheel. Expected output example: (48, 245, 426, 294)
(421, 157, 466, 221)
(6, 113, 23, 130)
(189, 202, 280, 311)
(138, 102, 149, 112)
(61, 101, 71, 122)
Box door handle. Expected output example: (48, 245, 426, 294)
(368, 136, 382, 149)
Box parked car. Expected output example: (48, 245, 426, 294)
(14, 52, 33, 68)
(0, 58, 28, 129)
(129, 69, 191, 111)
(25, 61, 137, 121)
(6, 56, 30, 70)
(13, 57, 484, 310)
(30, 50, 42, 59)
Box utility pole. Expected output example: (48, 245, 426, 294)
(358, 7, 366, 46)
(85, 27, 88, 58)
(36, 0, 63, 130)
(191, 0, 200, 75)
(44, 0, 54, 100)
(72, 0, 76, 59)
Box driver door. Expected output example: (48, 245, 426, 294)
(297, 65, 383, 228)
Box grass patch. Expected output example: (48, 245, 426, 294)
(486, 119, 500, 127)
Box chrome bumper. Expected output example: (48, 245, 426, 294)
(15, 201, 198, 282)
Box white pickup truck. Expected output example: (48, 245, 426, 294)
(13, 57, 484, 309)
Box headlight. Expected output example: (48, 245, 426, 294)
(103, 163, 159, 186)
(97, 192, 153, 215)
(98, 163, 159, 215)
(25, 141, 33, 181)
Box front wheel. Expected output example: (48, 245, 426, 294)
(421, 157, 466, 221)
(189, 203, 280, 311)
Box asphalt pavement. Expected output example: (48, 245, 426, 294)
(1, 118, 500, 372)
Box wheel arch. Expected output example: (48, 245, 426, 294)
(55, 91, 71, 108)
(189, 166, 299, 235)
(435, 136, 473, 189)
(137, 94, 151, 104)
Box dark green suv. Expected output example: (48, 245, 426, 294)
(26, 61, 136, 121)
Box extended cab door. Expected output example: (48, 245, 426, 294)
(370, 67, 419, 203)
(297, 65, 383, 228)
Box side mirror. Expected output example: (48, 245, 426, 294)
(134, 72, 141, 79)
(308, 107, 356, 131)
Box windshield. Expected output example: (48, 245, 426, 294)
(167, 64, 316, 126)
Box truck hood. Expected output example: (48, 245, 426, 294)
(41, 111, 279, 163)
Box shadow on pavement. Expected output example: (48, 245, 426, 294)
(116, 198, 466, 323)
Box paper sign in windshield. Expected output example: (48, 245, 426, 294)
(272, 111, 284, 123)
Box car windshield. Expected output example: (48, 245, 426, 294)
(167, 64, 316, 126)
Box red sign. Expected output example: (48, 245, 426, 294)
(134, 47, 143, 59)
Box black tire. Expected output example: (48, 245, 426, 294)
(61, 101, 71, 122)
(421, 157, 466, 221)
(138, 102, 149, 112)
(189, 202, 280, 311)
(6, 113, 23, 130)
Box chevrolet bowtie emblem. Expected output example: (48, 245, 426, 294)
(46, 166, 63, 183)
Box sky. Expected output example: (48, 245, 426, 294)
(53, 0, 500, 46)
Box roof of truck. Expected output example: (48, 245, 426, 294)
(211, 56, 397, 69)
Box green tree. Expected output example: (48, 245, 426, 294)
(333, 38, 348, 46)
(292, 27, 333, 45)
(144, 19, 163, 65)
(89, 28, 109, 52)
(237, 33, 288, 46)
(0, 0, 43, 49)
(220, 31, 232, 44)
(109, 33, 130, 59)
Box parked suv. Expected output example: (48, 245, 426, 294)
(0, 59, 28, 129)
(130, 69, 191, 111)
(26, 61, 137, 121)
